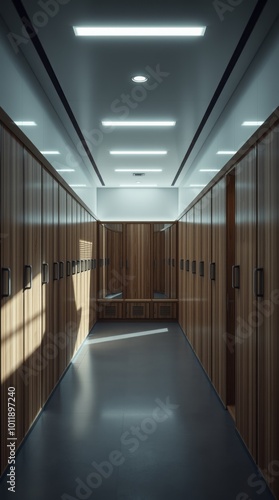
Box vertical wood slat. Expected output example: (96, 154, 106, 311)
(170, 224, 177, 299)
(41, 168, 54, 403)
(23, 150, 42, 435)
(257, 126, 279, 498)
(66, 193, 74, 364)
(235, 149, 257, 459)
(186, 208, 194, 345)
(0, 128, 24, 473)
(201, 192, 212, 378)
(126, 224, 151, 299)
(193, 202, 202, 359)
(226, 173, 236, 408)
(58, 186, 67, 378)
(211, 178, 227, 406)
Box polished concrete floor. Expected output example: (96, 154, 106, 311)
(0, 322, 275, 499)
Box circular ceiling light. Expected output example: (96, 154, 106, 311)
(132, 75, 148, 83)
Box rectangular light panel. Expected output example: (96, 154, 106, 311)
(102, 121, 176, 127)
(74, 26, 206, 37)
(110, 151, 167, 155)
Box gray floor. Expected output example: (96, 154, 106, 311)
(0, 322, 275, 499)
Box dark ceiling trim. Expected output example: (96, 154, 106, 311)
(172, 0, 269, 186)
(11, 0, 105, 186)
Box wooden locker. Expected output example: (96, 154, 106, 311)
(234, 149, 257, 459)
(0, 127, 24, 474)
(71, 198, 79, 355)
(126, 224, 151, 300)
(22, 149, 42, 435)
(58, 185, 67, 378)
(200, 192, 212, 378)
(257, 126, 279, 498)
(52, 180, 59, 386)
(186, 208, 194, 345)
(181, 214, 187, 334)
(41, 168, 55, 403)
(66, 193, 75, 364)
(90, 218, 97, 328)
(193, 202, 202, 360)
(164, 225, 170, 298)
(178, 219, 184, 328)
(211, 178, 227, 406)
(170, 223, 177, 299)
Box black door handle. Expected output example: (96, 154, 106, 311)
(42, 263, 49, 284)
(232, 265, 240, 289)
(24, 265, 32, 290)
(210, 263, 216, 281)
(254, 268, 264, 297)
(2, 268, 12, 297)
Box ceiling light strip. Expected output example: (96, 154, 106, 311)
(102, 121, 176, 127)
(110, 151, 167, 155)
(73, 27, 206, 37)
(14, 121, 37, 126)
(115, 169, 162, 172)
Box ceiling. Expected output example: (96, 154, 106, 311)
(0, 0, 279, 196)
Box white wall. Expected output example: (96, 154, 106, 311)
(97, 188, 178, 221)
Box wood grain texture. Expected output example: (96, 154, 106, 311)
(201, 192, 212, 378)
(41, 168, 55, 403)
(235, 149, 257, 459)
(126, 224, 151, 299)
(193, 202, 202, 360)
(186, 209, 194, 345)
(22, 149, 42, 436)
(0, 127, 24, 473)
(257, 126, 279, 498)
(211, 178, 227, 406)
(58, 186, 67, 379)
(226, 173, 236, 407)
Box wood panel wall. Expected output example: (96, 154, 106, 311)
(0, 121, 98, 476)
(256, 126, 279, 498)
(177, 112, 279, 498)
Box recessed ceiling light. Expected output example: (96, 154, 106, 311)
(40, 151, 60, 155)
(190, 184, 206, 188)
(14, 121, 37, 126)
(110, 151, 167, 155)
(56, 169, 75, 172)
(115, 169, 162, 172)
(120, 184, 158, 187)
(73, 27, 206, 37)
(102, 121, 175, 127)
(199, 169, 220, 172)
(242, 121, 264, 126)
(217, 151, 237, 155)
(70, 184, 87, 188)
(132, 75, 148, 83)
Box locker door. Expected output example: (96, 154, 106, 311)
(126, 224, 151, 299)
(66, 193, 74, 364)
(0, 127, 24, 474)
(41, 169, 54, 402)
(211, 178, 227, 405)
(257, 126, 279, 498)
(22, 149, 42, 435)
(201, 192, 212, 378)
(58, 185, 67, 378)
(193, 202, 202, 359)
(170, 223, 177, 299)
(234, 149, 257, 459)
(186, 208, 194, 345)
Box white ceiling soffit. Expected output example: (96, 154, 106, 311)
(1, 0, 279, 192)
